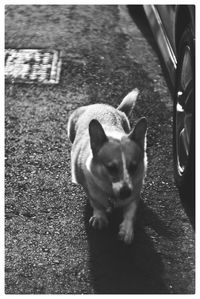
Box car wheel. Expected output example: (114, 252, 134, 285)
(173, 25, 195, 196)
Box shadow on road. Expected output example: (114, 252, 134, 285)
(84, 201, 172, 294)
(179, 183, 195, 230)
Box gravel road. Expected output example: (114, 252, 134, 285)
(5, 5, 195, 294)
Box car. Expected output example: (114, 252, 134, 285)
(143, 5, 195, 206)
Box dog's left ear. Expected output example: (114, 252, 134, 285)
(89, 119, 108, 156)
(128, 117, 147, 148)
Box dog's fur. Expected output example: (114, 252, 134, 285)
(67, 89, 147, 244)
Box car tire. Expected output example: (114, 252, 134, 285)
(173, 25, 195, 199)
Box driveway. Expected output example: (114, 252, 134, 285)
(5, 5, 195, 294)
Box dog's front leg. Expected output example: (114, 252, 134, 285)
(119, 200, 138, 244)
(89, 202, 108, 230)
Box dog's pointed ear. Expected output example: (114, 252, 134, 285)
(89, 119, 108, 155)
(117, 88, 139, 117)
(128, 117, 147, 148)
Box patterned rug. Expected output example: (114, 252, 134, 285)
(5, 49, 62, 84)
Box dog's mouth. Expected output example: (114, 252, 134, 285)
(108, 191, 132, 209)
(111, 184, 132, 202)
(118, 185, 132, 200)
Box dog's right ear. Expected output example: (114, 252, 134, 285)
(89, 119, 108, 156)
(128, 117, 147, 149)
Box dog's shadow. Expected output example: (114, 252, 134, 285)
(84, 200, 173, 294)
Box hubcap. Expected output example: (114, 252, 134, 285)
(176, 46, 193, 176)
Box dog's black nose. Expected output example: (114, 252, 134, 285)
(119, 186, 131, 200)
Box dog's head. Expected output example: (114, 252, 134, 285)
(89, 118, 147, 200)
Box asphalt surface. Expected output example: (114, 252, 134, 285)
(5, 5, 195, 294)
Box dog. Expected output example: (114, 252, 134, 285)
(67, 89, 147, 244)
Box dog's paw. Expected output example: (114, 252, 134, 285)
(118, 221, 134, 245)
(89, 214, 108, 229)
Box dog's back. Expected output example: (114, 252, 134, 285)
(68, 89, 139, 142)
(68, 104, 129, 141)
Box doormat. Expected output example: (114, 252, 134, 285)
(5, 49, 62, 84)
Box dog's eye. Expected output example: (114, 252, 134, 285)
(128, 163, 138, 174)
(106, 163, 118, 175)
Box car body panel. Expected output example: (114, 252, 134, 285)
(143, 5, 195, 87)
(154, 5, 177, 53)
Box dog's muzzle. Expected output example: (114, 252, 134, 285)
(119, 185, 132, 200)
